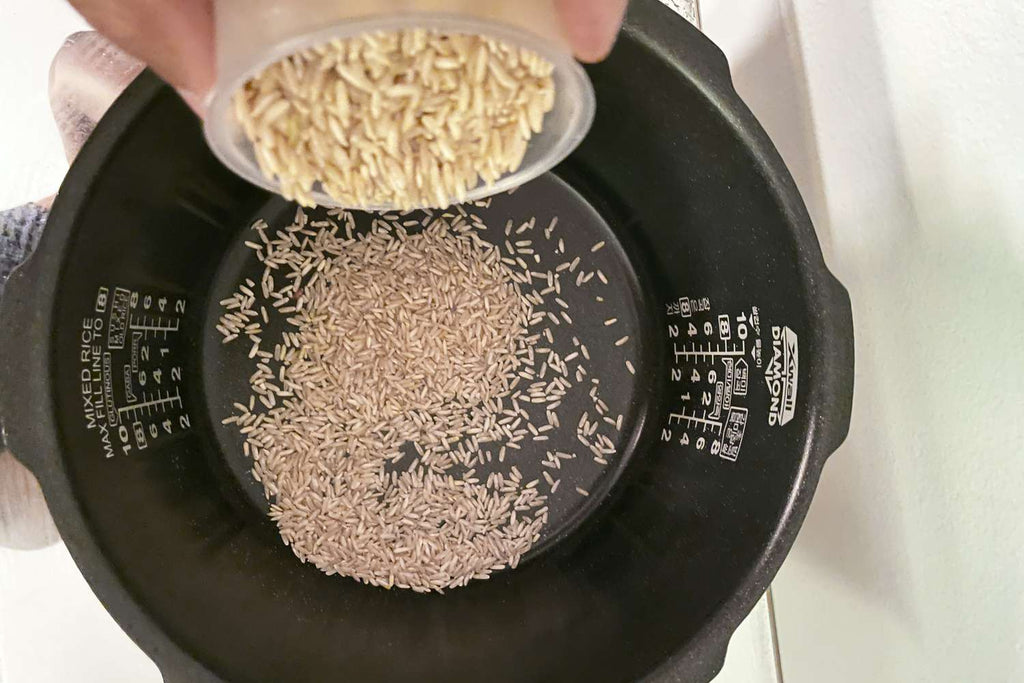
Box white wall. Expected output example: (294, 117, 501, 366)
(704, 1, 1024, 680)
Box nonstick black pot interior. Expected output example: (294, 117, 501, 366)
(0, 2, 853, 682)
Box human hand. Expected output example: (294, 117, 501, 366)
(68, 0, 215, 113)
(67, 0, 628, 113)
(555, 0, 630, 62)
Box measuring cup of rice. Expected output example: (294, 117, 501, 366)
(203, 0, 596, 211)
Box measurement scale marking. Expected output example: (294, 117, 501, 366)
(117, 389, 183, 417)
(668, 410, 724, 433)
(129, 315, 180, 333)
(673, 340, 746, 362)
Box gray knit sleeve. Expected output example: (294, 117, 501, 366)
(0, 203, 48, 295)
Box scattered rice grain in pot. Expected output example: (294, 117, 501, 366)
(219, 203, 634, 592)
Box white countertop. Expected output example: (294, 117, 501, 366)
(3, 0, 1023, 681)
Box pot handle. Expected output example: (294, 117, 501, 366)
(815, 273, 855, 460)
(0, 202, 64, 549)
(0, 30, 140, 462)
(647, 639, 729, 683)
(0, 201, 49, 460)
(625, 0, 732, 95)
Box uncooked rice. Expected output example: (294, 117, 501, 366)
(218, 203, 636, 592)
(233, 29, 556, 210)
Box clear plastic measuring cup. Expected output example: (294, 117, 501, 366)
(203, 0, 596, 210)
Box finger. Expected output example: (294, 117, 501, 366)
(554, 0, 629, 63)
(68, 0, 215, 109)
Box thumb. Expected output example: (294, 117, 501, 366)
(68, 0, 215, 114)
(555, 0, 629, 63)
